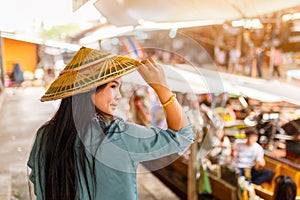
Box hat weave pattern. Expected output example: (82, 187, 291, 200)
(41, 47, 139, 101)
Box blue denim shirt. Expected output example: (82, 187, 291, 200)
(27, 118, 194, 200)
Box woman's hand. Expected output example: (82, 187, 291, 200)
(137, 58, 172, 105)
(137, 58, 168, 89)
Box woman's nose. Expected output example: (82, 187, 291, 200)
(116, 91, 122, 100)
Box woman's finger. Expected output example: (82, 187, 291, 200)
(147, 58, 160, 70)
(148, 58, 156, 66)
(142, 59, 160, 73)
(141, 58, 155, 67)
(135, 60, 142, 67)
(137, 62, 151, 78)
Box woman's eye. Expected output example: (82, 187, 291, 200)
(111, 85, 117, 88)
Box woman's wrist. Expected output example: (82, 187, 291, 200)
(162, 94, 176, 108)
(149, 83, 173, 103)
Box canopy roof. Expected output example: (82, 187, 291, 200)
(94, 0, 300, 26)
(122, 64, 300, 105)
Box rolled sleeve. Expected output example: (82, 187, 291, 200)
(118, 123, 194, 162)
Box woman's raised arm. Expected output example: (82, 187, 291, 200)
(137, 58, 190, 130)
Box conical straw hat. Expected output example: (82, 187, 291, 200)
(41, 46, 139, 101)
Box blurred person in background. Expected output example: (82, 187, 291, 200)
(273, 175, 296, 200)
(286, 132, 300, 163)
(128, 87, 152, 126)
(206, 129, 232, 167)
(233, 127, 274, 185)
(12, 62, 24, 87)
(255, 47, 264, 78)
(245, 48, 254, 76)
(272, 48, 282, 77)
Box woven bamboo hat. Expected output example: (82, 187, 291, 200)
(41, 46, 139, 101)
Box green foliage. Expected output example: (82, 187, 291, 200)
(41, 24, 81, 41)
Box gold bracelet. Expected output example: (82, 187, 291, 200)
(162, 94, 176, 108)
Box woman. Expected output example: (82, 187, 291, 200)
(273, 175, 296, 200)
(27, 47, 194, 200)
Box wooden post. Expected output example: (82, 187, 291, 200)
(188, 142, 198, 200)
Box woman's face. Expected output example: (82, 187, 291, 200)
(91, 78, 122, 115)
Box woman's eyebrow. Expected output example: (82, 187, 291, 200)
(111, 80, 121, 85)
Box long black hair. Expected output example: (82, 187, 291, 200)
(274, 175, 296, 200)
(37, 84, 108, 200)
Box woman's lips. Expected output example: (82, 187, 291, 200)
(111, 104, 117, 109)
